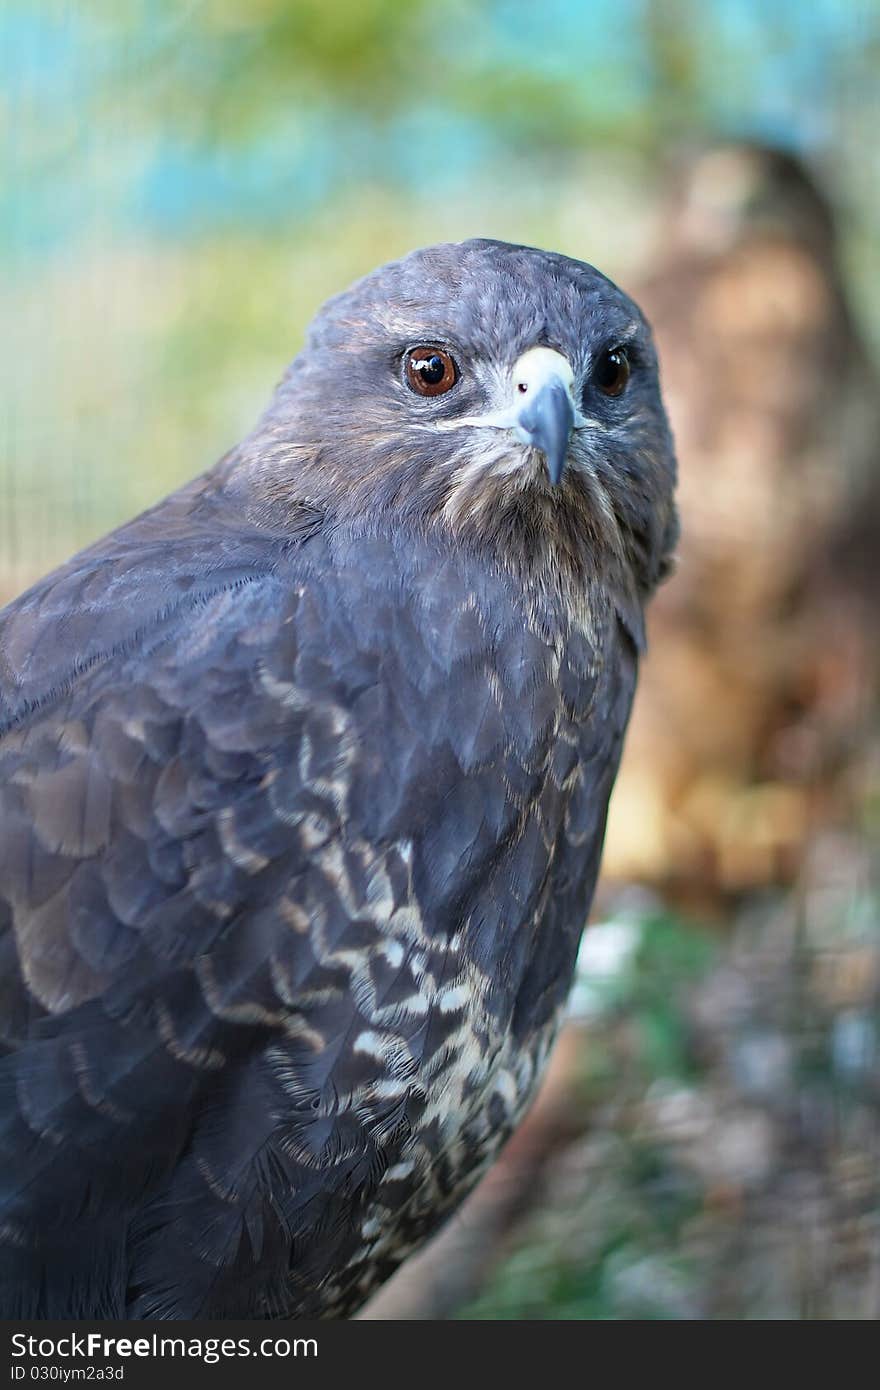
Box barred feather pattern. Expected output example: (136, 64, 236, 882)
(0, 483, 636, 1318)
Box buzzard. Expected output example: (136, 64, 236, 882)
(0, 239, 676, 1318)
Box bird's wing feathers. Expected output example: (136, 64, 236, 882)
(0, 476, 321, 734)
(0, 492, 341, 1301)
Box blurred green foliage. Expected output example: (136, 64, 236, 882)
(461, 892, 880, 1319)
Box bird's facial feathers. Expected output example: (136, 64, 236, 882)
(235, 239, 678, 598)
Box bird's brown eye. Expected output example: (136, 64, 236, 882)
(594, 346, 630, 397)
(405, 346, 458, 397)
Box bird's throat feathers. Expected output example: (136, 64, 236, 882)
(219, 442, 647, 653)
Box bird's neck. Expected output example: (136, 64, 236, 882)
(213, 450, 645, 649)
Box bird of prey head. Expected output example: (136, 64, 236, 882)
(232, 239, 677, 606)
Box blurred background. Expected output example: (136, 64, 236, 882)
(3, 0, 879, 1319)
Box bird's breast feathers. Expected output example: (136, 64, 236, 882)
(0, 504, 637, 1317)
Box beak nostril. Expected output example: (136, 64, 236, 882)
(514, 374, 574, 487)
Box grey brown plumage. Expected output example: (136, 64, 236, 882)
(0, 239, 675, 1317)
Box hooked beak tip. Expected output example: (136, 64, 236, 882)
(545, 451, 566, 487)
(515, 377, 575, 487)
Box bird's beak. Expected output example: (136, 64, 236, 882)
(426, 344, 579, 484)
(509, 346, 577, 486)
(514, 376, 575, 486)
